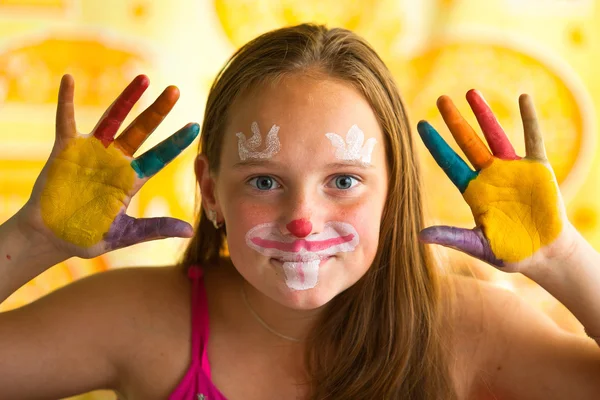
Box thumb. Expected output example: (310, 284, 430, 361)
(418, 225, 504, 267)
(103, 213, 194, 251)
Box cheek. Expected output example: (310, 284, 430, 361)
(223, 200, 272, 251)
(338, 201, 382, 255)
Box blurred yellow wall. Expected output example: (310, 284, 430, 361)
(0, 0, 598, 398)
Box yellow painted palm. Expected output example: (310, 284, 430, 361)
(22, 75, 198, 260)
(417, 90, 568, 272)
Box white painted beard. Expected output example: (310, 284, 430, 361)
(281, 259, 320, 290)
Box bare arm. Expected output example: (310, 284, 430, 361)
(0, 211, 69, 303)
(0, 270, 124, 398)
(0, 74, 198, 398)
(472, 279, 600, 400)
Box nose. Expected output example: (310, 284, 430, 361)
(286, 218, 312, 238)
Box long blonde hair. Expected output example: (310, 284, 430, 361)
(179, 23, 458, 399)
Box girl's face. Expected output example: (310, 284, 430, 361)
(212, 74, 388, 310)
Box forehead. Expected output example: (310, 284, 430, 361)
(220, 74, 384, 168)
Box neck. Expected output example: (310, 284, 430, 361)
(241, 279, 324, 343)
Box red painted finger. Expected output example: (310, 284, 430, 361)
(93, 75, 150, 147)
(466, 89, 520, 160)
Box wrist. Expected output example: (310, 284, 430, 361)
(0, 209, 69, 302)
(524, 226, 600, 339)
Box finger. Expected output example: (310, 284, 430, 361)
(437, 95, 493, 170)
(417, 120, 478, 193)
(93, 75, 150, 148)
(104, 213, 194, 251)
(56, 74, 77, 140)
(519, 94, 546, 160)
(419, 226, 504, 267)
(130, 123, 200, 179)
(113, 85, 180, 157)
(466, 89, 520, 160)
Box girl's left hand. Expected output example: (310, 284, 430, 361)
(416, 89, 579, 275)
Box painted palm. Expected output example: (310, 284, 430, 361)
(29, 75, 197, 259)
(417, 90, 566, 271)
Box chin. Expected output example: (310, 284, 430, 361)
(275, 268, 349, 311)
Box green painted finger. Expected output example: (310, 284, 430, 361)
(131, 123, 199, 178)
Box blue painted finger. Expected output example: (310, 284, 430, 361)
(417, 120, 478, 193)
(131, 122, 200, 178)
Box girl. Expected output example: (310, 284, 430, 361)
(1, 23, 600, 400)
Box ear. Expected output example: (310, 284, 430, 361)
(195, 154, 222, 216)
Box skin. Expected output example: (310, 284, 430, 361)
(196, 73, 389, 338)
(38, 75, 198, 252)
(417, 89, 564, 268)
(3, 75, 600, 400)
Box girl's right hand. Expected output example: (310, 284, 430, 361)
(17, 74, 198, 260)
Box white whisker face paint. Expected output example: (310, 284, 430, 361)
(325, 124, 377, 164)
(245, 221, 359, 290)
(236, 121, 281, 160)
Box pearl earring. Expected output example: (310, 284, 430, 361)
(207, 209, 223, 229)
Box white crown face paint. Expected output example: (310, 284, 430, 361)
(245, 221, 359, 290)
(325, 124, 377, 164)
(236, 121, 281, 160)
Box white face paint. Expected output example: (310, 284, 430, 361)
(245, 221, 359, 290)
(325, 124, 377, 164)
(236, 121, 281, 160)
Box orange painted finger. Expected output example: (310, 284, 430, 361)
(114, 85, 180, 157)
(436, 95, 493, 170)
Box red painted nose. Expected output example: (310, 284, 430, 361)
(286, 218, 312, 238)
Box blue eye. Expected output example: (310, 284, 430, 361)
(248, 176, 280, 191)
(332, 175, 358, 190)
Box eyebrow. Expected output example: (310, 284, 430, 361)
(232, 159, 376, 170)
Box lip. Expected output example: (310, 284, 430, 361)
(271, 255, 333, 265)
(271, 255, 335, 264)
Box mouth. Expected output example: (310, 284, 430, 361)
(271, 255, 333, 264)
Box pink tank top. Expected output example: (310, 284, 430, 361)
(168, 265, 228, 400)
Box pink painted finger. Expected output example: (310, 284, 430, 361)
(466, 89, 520, 161)
(103, 212, 193, 251)
(419, 225, 504, 267)
(56, 74, 77, 140)
(93, 75, 150, 148)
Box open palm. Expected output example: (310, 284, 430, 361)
(417, 90, 567, 272)
(22, 75, 198, 259)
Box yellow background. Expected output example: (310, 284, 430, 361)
(0, 0, 599, 398)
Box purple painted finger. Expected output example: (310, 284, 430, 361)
(419, 225, 504, 267)
(104, 212, 193, 251)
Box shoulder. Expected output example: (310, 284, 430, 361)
(11, 265, 192, 328)
(50, 265, 192, 324)
(0, 265, 195, 398)
(53, 265, 194, 351)
(443, 273, 578, 400)
(440, 273, 523, 399)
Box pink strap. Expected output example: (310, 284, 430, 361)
(187, 265, 211, 377)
